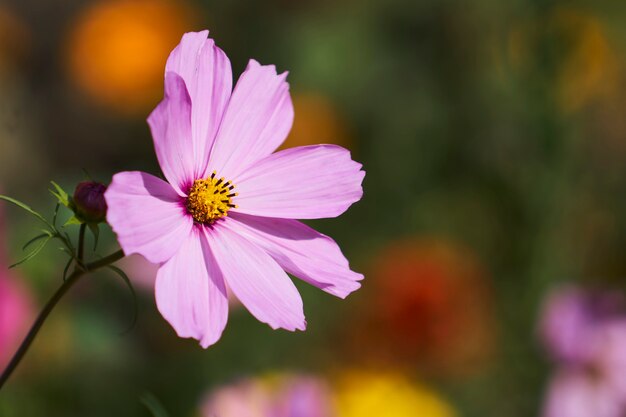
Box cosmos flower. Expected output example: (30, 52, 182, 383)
(201, 374, 333, 417)
(539, 286, 626, 417)
(105, 30, 364, 347)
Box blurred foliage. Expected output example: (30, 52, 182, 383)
(1, 0, 626, 416)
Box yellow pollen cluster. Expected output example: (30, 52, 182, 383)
(186, 172, 237, 224)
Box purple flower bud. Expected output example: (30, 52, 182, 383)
(73, 181, 108, 223)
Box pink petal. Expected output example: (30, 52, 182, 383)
(230, 213, 362, 298)
(147, 72, 195, 195)
(232, 145, 364, 219)
(208, 59, 294, 180)
(155, 227, 229, 348)
(206, 223, 306, 331)
(105, 171, 193, 264)
(539, 286, 596, 363)
(165, 31, 232, 179)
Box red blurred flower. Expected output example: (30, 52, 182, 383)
(345, 237, 495, 376)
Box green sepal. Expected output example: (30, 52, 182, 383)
(49, 181, 70, 208)
(63, 216, 83, 227)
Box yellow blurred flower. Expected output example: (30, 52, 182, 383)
(280, 93, 352, 150)
(502, 8, 620, 113)
(65, 0, 194, 115)
(335, 372, 456, 417)
(553, 8, 620, 113)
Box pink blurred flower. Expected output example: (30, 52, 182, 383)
(105, 30, 365, 348)
(0, 275, 33, 370)
(540, 286, 626, 417)
(0, 201, 34, 370)
(201, 375, 333, 417)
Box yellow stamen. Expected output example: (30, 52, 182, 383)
(186, 172, 237, 224)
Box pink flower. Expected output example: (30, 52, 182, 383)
(539, 286, 626, 417)
(105, 30, 364, 348)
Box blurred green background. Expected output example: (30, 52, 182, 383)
(2, 0, 626, 416)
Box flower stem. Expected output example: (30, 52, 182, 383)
(77, 223, 87, 262)
(0, 249, 125, 391)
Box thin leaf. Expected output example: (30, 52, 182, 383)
(0, 195, 52, 228)
(62, 256, 74, 281)
(81, 168, 93, 181)
(22, 232, 51, 251)
(106, 265, 138, 334)
(140, 392, 169, 417)
(10, 236, 51, 268)
(88, 223, 100, 251)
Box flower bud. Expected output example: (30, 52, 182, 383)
(73, 181, 107, 223)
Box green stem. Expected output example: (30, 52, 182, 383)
(77, 224, 87, 263)
(86, 250, 125, 271)
(0, 249, 125, 391)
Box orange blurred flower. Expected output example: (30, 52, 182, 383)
(65, 0, 194, 115)
(280, 93, 352, 150)
(345, 237, 495, 376)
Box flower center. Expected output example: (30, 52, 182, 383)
(186, 172, 237, 224)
